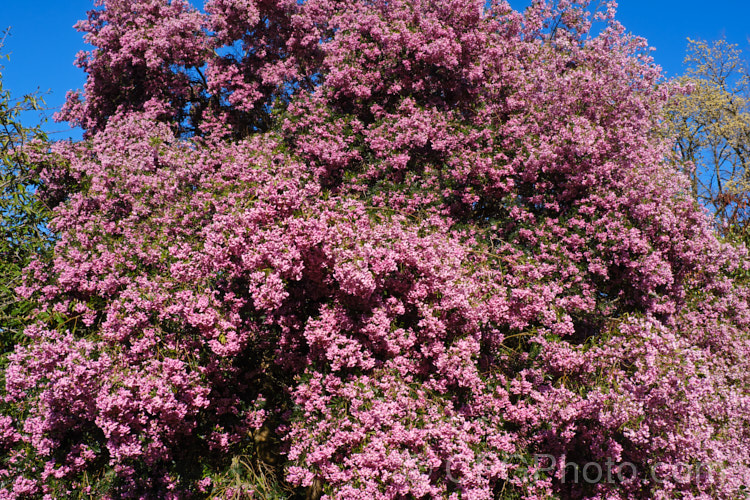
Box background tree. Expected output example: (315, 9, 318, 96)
(0, 33, 52, 357)
(665, 38, 750, 241)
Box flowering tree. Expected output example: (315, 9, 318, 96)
(2, 1, 750, 499)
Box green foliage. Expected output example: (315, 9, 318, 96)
(0, 35, 52, 358)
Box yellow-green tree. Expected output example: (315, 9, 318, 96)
(666, 38, 750, 241)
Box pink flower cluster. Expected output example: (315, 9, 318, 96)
(3, 0, 749, 498)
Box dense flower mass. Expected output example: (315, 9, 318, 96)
(2, 0, 750, 498)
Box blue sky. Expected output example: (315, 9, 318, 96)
(2, 0, 92, 139)
(1, 0, 749, 140)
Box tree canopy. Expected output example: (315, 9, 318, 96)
(665, 38, 750, 242)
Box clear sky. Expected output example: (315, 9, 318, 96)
(2, 0, 92, 139)
(1, 0, 749, 140)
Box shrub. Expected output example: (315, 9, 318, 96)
(2, 1, 749, 498)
